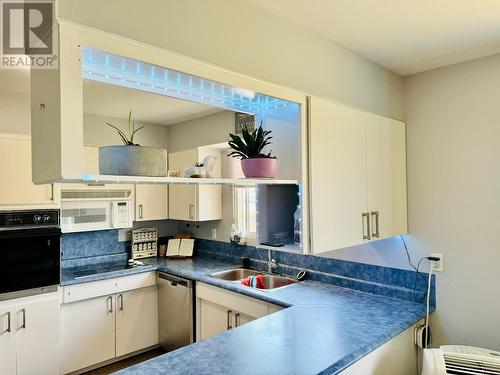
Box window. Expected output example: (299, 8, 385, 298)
(231, 158, 257, 242)
(233, 186, 257, 241)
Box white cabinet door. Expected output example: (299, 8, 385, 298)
(16, 297, 60, 375)
(116, 287, 158, 357)
(61, 295, 116, 374)
(198, 299, 230, 340)
(366, 113, 408, 240)
(135, 185, 168, 221)
(309, 97, 368, 253)
(233, 311, 255, 327)
(0, 136, 57, 208)
(0, 307, 16, 375)
(169, 149, 197, 220)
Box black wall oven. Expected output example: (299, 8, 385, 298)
(0, 210, 61, 301)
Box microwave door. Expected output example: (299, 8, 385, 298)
(61, 201, 113, 233)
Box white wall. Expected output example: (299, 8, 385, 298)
(57, 0, 404, 120)
(402, 53, 500, 350)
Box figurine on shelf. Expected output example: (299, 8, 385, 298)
(184, 155, 217, 178)
(230, 224, 247, 245)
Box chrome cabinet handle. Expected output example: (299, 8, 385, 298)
(226, 310, 233, 330)
(188, 204, 194, 220)
(235, 312, 240, 327)
(118, 294, 124, 311)
(362, 212, 371, 240)
(3, 312, 11, 333)
(139, 204, 143, 219)
(19, 309, 26, 330)
(107, 296, 113, 314)
(371, 211, 380, 239)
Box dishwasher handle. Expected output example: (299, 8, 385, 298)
(159, 272, 193, 288)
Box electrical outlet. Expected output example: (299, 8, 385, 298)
(431, 253, 443, 272)
(211, 228, 217, 239)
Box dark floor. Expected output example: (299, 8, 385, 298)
(83, 348, 166, 375)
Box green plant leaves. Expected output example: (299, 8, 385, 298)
(227, 123, 274, 159)
(105, 110, 143, 146)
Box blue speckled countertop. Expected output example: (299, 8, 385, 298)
(61, 257, 427, 374)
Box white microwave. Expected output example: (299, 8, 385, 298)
(60, 189, 134, 233)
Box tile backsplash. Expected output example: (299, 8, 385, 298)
(61, 230, 129, 268)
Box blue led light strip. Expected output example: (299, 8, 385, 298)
(81, 48, 294, 114)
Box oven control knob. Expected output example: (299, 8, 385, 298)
(42, 214, 51, 223)
(33, 215, 42, 223)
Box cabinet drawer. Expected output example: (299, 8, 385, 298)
(62, 272, 156, 303)
(197, 283, 268, 319)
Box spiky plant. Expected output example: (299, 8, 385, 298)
(228, 124, 275, 159)
(105, 110, 144, 146)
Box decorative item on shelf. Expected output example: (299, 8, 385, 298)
(131, 227, 158, 259)
(166, 234, 194, 258)
(167, 169, 181, 177)
(99, 110, 167, 176)
(228, 123, 279, 178)
(293, 205, 301, 245)
(183, 155, 217, 178)
(230, 224, 247, 245)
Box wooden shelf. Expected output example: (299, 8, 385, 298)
(60, 175, 299, 186)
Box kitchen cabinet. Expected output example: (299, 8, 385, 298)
(308, 97, 407, 254)
(135, 185, 168, 221)
(116, 286, 158, 357)
(0, 293, 60, 375)
(196, 283, 278, 340)
(60, 273, 158, 373)
(168, 148, 222, 221)
(0, 135, 59, 209)
(365, 112, 407, 239)
(61, 295, 116, 374)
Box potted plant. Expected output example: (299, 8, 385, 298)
(99, 110, 167, 176)
(228, 124, 279, 178)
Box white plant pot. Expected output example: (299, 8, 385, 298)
(99, 145, 167, 176)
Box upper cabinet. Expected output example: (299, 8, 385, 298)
(308, 97, 407, 254)
(0, 135, 59, 209)
(168, 147, 222, 221)
(135, 185, 168, 221)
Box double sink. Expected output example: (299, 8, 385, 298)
(210, 268, 298, 290)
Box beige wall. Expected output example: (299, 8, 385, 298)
(0, 88, 168, 148)
(83, 113, 168, 149)
(402, 53, 500, 350)
(57, 0, 404, 119)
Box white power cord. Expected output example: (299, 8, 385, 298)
(424, 263, 433, 348)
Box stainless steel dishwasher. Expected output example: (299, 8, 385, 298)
(158, 272, 195, 351)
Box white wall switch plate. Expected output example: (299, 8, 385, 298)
(211, 228, 217, 239)
(431, 253, 444, 272)
(118, 229, 131, 242)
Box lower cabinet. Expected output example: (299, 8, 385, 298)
(196, 283, 282, 341)
(60, 295, 116, 374)
(0, 293, 60, 375)
(116, 287, 158, 357)
(61, 274, 158, 374)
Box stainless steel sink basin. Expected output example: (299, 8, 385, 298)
(210, 268, 261, 281)
(209, 269, 298, 290)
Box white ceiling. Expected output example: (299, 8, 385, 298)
(83, 80, 223, 125)
(248, 0, 500, 75)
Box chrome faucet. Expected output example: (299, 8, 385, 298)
(267, 249, 279, 274)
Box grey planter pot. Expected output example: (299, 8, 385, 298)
(99, 145, 167, 176)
